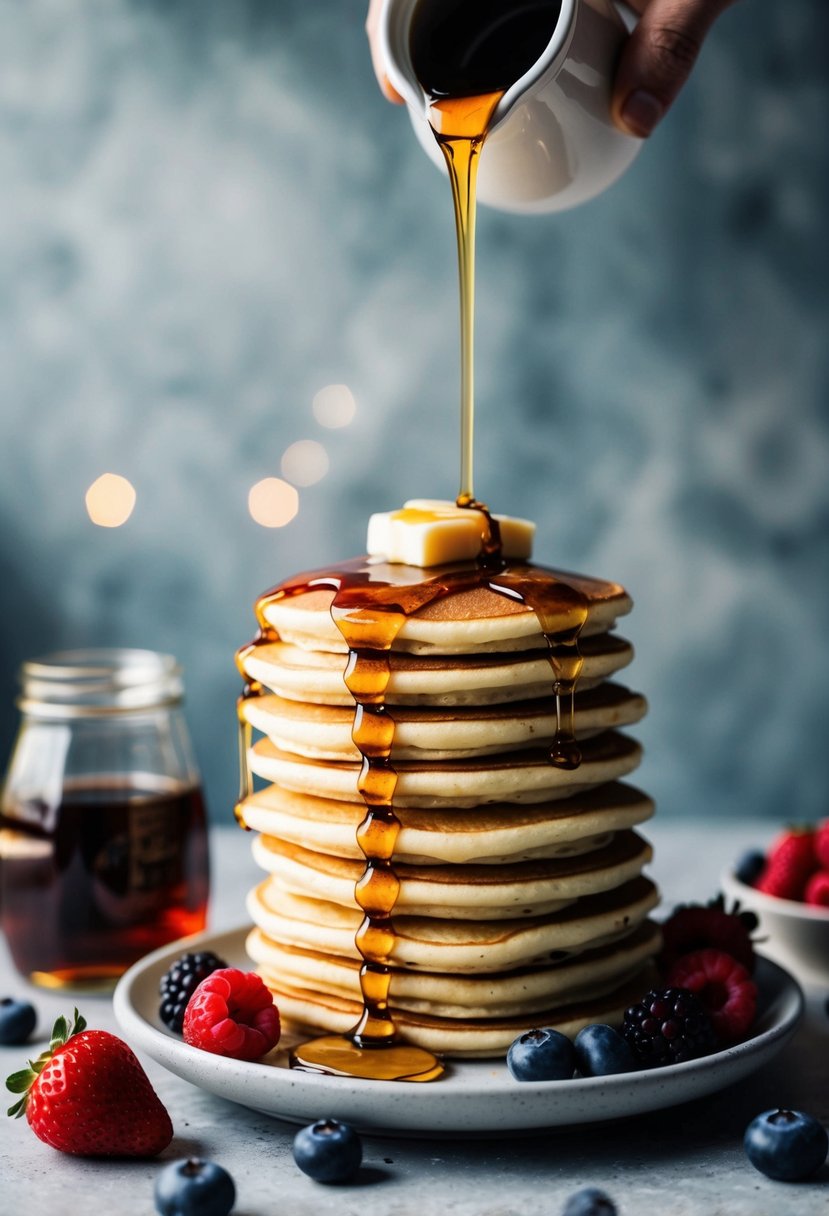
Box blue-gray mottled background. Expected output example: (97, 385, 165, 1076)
(1, 0, 827, 825)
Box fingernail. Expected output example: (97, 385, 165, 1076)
(620, 90, 664, 138)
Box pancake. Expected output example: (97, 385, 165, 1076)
(257, 566, 632, 655)
(237, 781, 654, 864)
(240, 632, 634, 707)
(248, 730, 643, 807)
(255, 965, 658, 1058)
(241, 683, 647, 761)
(247, 920, 661, 1018)
(251, 830, 653, 919)
(247, 874, 659, 973)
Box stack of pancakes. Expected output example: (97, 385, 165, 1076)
(237, 562, 659, 1058)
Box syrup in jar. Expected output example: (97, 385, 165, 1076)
(0, 649, 209, 990)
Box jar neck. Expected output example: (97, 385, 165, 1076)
(18, 649, 184, 719)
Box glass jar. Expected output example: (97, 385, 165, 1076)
(0, 649, 209, 990)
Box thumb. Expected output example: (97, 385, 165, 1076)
(612, 0, 735, 137)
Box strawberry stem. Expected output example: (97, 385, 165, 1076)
(5, 1008, 88, 1120)
(49, 1008, 86, 1051)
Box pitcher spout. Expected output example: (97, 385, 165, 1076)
(378, 0, 643, 214)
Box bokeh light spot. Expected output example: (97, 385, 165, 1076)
(85, 474, 136, 528)
(281, 439, 330, 487)
(312, 383, 356, 429)
(248, 478, 299, 528)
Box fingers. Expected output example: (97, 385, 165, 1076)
(612, 0, 736, 137)
(366, 0, 405, 104)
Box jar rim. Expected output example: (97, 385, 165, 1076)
(18, 648, 184, 716)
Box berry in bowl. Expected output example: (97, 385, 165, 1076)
(721, 824, 829, 982)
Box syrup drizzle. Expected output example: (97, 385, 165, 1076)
(429, 90, 503, 505)
(234, 682, 260, 828)
(289, 579, 444, 1081)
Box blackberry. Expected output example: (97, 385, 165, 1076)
(659, 895, 759, 973)
(159, 951, 228, 1034)
(622, 986, 716, 1067)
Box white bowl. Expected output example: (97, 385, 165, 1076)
(721, 868, 829, 983)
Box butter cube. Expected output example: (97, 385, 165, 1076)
(367, 499, 534, 567)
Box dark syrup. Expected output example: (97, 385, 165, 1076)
(0, 778, 209, 989)
(410, 0, 562, 99)
(412, 0, 561, 505)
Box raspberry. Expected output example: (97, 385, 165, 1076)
(755, 829, 816, 901)
(159, 950, 228, 1034)
(804, 871, 829, 908)
(622, 987, 716, 1067)
(659, 896, 758, 974)
(815, 820, 829, 871)
(183, 968, 280, 1061)
(667, 948, 757, 1044)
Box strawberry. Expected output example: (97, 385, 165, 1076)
(659, 895, 758, 974)
(6, 1009, 172, 1157)
(755, 828, 817, 901)
(667, 948, 758, 1045)
(815, 820, 829, 871)
(804, 870, 829, 908)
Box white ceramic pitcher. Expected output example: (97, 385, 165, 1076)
(378, 0, 642, 213)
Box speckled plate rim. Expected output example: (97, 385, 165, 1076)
(113, 925, 803, 1138)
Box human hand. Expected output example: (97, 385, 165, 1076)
(365, 0, 736, 137)
(612, 0, 738, 136)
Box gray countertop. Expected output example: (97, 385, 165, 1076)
(2, 820, 827, 1216)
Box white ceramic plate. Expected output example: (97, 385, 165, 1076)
(114, 926, 803, 1137)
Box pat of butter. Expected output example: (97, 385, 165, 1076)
(367, 499, 535, 567)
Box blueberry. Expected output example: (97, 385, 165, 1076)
(0, 998, 37, 1046)
(154, 1158, 236, 1216)
(562, 1186, 618, 1216)
(292, 1118, 362, 1184)
(574, 1024, 634, 1077)
(507, 1027, 575, 1082)
(734, 849, 766, 886)
(744, 1108, 828, 1181)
